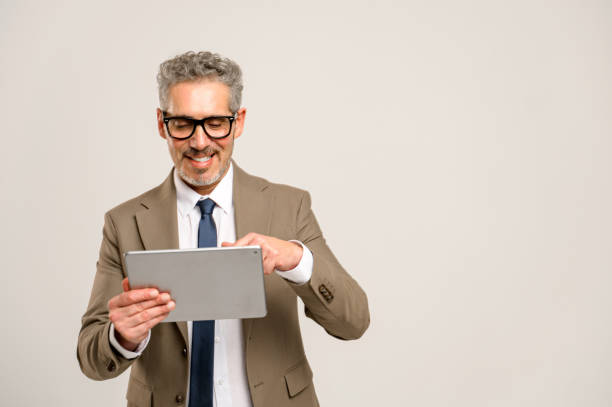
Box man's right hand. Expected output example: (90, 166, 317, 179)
(108, 278, 175, 351)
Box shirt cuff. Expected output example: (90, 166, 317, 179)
(275, 240, 313, 285)
(109, 323, 150, 359)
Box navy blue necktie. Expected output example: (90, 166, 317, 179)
(189, 198, 216, 407)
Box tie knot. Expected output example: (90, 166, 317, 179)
(197, 198, 215, 216)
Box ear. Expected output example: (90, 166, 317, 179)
(156, 108, 166, 140)
(233, 107, 247, 140)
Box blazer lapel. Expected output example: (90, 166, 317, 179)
(232, 162, 272, 346)
(135, 171, 179, 251)
(134, 170, 188, 346)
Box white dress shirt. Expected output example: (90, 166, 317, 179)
(110, 163, 313, 407)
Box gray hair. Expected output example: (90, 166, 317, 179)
(157, 51, 244, 113)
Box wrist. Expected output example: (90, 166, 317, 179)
(276, 240, 303, 271)
(279, 240, 304, 271)
(288, 241, 304, 270)
(115, 330, 139, 351)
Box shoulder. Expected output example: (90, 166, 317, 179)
(265, 177, 309, 202)
(104, 170, 174, 222)
(234, 164, 314, 238)
(234, 163, 310, 204)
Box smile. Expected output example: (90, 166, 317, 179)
(185, 153, 216, 169)
(191, 156, 211, 163)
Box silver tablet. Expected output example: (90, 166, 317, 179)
(124, 246, 267, 322)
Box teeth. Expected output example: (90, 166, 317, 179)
(192, 156, 211, 162)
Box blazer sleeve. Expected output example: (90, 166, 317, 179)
(290, 191, 370, 340)
(77, 211, 136, 380)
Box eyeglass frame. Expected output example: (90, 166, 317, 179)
(161, 111, 237, 140)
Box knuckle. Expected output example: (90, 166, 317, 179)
(143, 319, 155, 330)
(155, 305, 168, 317)
(149, 307, 161, 318)
(140, 310, 150, 321)
(135, 301, 146, 312)
(146, 316, 163, 330)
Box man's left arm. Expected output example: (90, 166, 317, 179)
(288, 190, 370, 340)
(226, 191, 370, 340)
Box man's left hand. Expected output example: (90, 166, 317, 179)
(222, 233, 303, 275)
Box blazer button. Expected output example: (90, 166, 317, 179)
(182, 348, 187, 357)
(175, 394, 185, 404)
(107, 360, 116, 372)
(319, 285, 333, 303)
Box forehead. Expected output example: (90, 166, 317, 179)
(166, 79, 231, 116)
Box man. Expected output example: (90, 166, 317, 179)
(77, 51, 369, 407)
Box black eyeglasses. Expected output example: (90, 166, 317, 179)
(162, 111, 236, 140)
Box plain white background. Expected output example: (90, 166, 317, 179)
(1, 0, 610, 405)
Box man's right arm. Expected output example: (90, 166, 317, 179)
(77, 212, 173, 380)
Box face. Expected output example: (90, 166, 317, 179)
(157, 80, 246, 195)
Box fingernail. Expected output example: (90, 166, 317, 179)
(149, 289, 159, 298)
(168, 301, 175, 310)
(160, 293, 170, 302)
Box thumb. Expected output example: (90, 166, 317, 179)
(221, 241, 233, 247)
(122, 277, 131, 292)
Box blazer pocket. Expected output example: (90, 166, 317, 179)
(126, 377, 152, 407)
(284, 359, 313, 398)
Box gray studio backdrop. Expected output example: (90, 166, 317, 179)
(1, 1, 610, 406)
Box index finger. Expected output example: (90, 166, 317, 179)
(109, 287, 159, 309)
(233, 232, 259, 247)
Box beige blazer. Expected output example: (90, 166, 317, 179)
(77, 163, 370, 407)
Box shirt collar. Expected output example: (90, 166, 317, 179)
(174, 163, 234, 217)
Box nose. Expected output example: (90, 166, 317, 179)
(189, 123, 212, 150)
